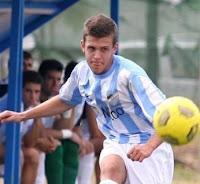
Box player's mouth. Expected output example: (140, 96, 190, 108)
(91, 61, 103, 67)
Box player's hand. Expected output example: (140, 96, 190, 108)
(0, 110, 25, 123)
(70, 132, 83, 148)
(127, 144, 154, 162)
(79, 140, 94, 156)
(36, 137, 61, 153)
(39, 127, 51, 138)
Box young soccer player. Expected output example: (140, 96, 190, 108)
(0, 14, 174, 184)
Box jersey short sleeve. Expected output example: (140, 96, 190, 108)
(59, 63, 83, 106)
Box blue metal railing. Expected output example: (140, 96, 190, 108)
(5, 0, 24, 183)
(2, 1, 119, 183)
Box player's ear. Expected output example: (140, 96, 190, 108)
(113, 42, 118, 54)
(80, 40, 85, 54)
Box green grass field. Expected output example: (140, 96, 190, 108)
(173, 132, 200, 184)
(0, 164, 199, 184)
(173, 163, 200, 184)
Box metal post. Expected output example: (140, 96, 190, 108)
(5, 0, 24, 183)
(146, 0, 159, 85)
(110, 0, 119, 25)
(110, 0, 119, 54)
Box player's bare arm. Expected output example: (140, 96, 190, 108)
(0, 95, 72, 123)
(127, 133, 163, 162)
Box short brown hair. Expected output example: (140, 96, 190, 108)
(83, 14, 118, 45)
(38, 59, 63, 78)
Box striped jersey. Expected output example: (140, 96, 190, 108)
(59, 55, 165, 144)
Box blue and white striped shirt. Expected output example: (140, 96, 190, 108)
(59, 55, 165, 144)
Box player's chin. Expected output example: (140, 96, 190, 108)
(91, 67, 105, 75)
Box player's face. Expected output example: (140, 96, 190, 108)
(43, 71, 62, 96)
(23, 83, 41, 108)
(23, 58, 33, 71)
(81, 35, 118, 74)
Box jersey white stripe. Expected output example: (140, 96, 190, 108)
(59, 55, 165, 144)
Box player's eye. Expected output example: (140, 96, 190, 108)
(101, 47, 109, 52)
(88, 46, 95, 52)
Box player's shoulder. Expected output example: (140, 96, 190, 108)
(73, 60, 89, 74)
(68, 60, 89, 77)
(75, 60, 88, 68)
(115, 55, 147, 77)
(70, 60, 91, 84)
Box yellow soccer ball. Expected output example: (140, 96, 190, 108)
(153, 96, 200, 145)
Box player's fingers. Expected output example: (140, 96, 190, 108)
(138, 155, 145, 162)
(48, 136, 54, 143)
(54, 139, 61, 146)
(127, 152, 134, 160)
(85, 142, 94, 153)
(0, 111, 12, 122)
(127, 148, 135, 159)
(130, 146, 140, 158)
(127, 146, 135, 155)
(49, 137, 61, 147)
(49, 144, 57, 152)
(127, 146, 142, 161)
(132, 152, 141, 161)
(128, 152, 144, 162)
(1, 111, 24, 123)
